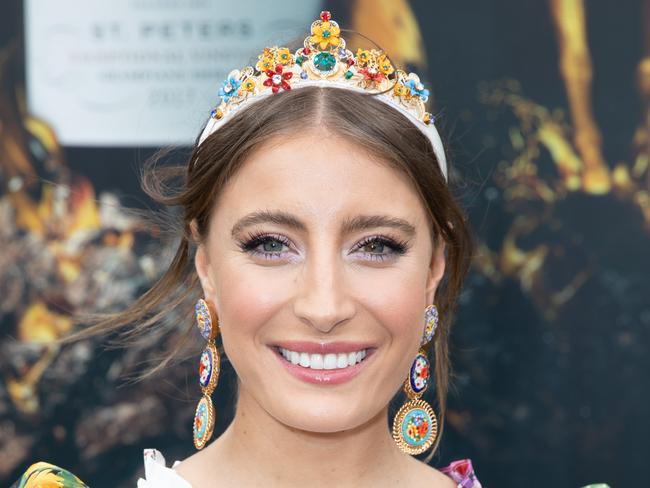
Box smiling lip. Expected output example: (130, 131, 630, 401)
(269, 340, 376, 354)
(269, 342, 377, 385)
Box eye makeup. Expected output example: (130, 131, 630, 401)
(236, 230, 411, 262)
(349, 234, 410, 262)
(237, 232, 293, 261)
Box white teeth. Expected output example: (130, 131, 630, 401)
(323, 353, 337, 370)
(336, 353, 348, 368)
(310, 354, 324, 369)
(278, 347, 368, 370)
(299, 352, 310, 367)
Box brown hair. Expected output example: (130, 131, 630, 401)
(60, 86, 473, 461)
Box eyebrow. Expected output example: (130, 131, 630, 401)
(230, 210, 417, 239)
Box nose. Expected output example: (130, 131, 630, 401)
(292, 242, 356, 333)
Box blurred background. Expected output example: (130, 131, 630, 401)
(1, 0, 648, 486)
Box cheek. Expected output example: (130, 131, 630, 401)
(349, 268, 429, 401)
(211, 258, 292, 352)
(352, 267, 427, 345)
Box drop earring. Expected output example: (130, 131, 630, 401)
(392, 304, 439, 455)
(421, 304, 439, 346)
(193, 298, 221, 450)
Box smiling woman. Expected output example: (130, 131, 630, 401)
(13, 11, 482, 488)
(152, 85, 475, 486)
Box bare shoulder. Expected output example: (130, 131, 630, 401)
(404, 456, 458, 487)
(420, 464, 458, 488)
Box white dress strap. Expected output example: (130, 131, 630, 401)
(136, 449, 193, 488)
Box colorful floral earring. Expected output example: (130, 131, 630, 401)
(392, 305, 439, 455)
(193, 298, 221, 450)
(421, 304, 439, 346)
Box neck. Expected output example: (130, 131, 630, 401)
(206, 386, 409, 487)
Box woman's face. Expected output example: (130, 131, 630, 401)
(195, 132, 446, 433)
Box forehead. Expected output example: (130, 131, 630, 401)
(214, 133, 429, 232)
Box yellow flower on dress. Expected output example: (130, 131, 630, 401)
(377, 54, 395, 75)
(310, 21, 341, 50)
(14, 461, 88, 488)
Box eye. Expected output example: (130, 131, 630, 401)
(237, 232, 410, 263)
(237, 232, 292, 260)
(351, 235, 410, 262)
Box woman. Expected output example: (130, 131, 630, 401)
(13, 11, 482, 487)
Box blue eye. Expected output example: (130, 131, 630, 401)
(260, 238, 285, 253)
(239, 233, 291, 260)
(352, 235, 409, 262)
(237, 232, 410, 262)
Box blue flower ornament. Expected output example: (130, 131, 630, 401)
(404, 73, 429, 102)
(218, 70, 243, 102)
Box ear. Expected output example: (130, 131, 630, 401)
(425, 238, 446, 306)
(191, 219, 218, 299)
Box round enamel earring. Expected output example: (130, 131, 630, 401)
(193, 298, 221, 450)
(392, 304, 439, 455)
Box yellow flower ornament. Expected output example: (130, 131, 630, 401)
(378, 53, 395, 75)
(276, 47, 293, 65)
(310, 11, 341, 50)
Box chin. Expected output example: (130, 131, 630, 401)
(269, 394, 380, 434)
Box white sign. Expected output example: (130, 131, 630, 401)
(25, 0, 320, 146)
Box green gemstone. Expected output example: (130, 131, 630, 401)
(296, 56, 305, 66)
(344, 70, 353, 79)
(313, 52, 337, 72)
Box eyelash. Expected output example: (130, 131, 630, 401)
(237, 231, 410, 262)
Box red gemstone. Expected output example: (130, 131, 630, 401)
(302, 47, 310, 55)
(320, 10, 331, 21)
(346, 58, 354, 66)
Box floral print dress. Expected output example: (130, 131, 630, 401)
(135, 449, 483, 487)
(12, 449, 611, 487)
(12, 449, 483, 487)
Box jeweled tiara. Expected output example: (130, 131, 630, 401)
(198, 10, 448, 181)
